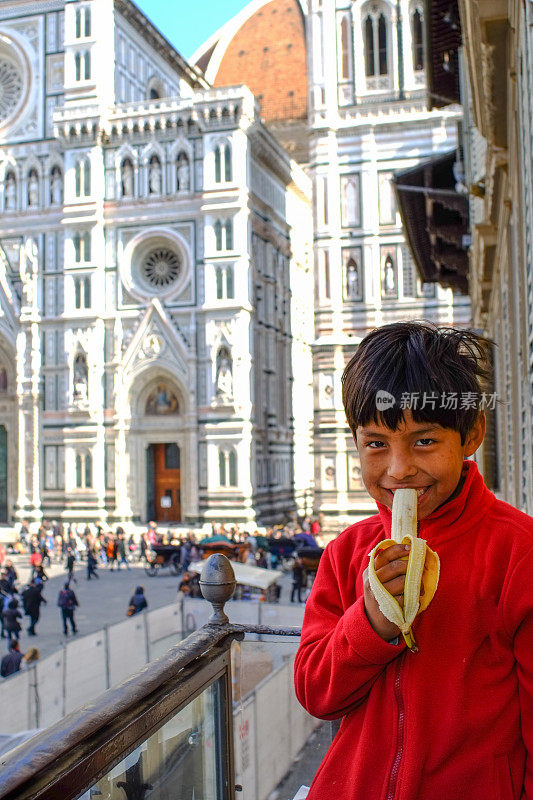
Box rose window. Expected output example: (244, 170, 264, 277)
(142, 248, 181, 287)
(0, 58, 23, 124)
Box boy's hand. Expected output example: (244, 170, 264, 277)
(363, 543, 410, 642)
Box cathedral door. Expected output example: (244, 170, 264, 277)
(0, 426, 7, 523)
(146, 443, 181, 523)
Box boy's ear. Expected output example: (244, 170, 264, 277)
(464, 413, 486, 456)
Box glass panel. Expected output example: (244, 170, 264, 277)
(226, 266, 234, 299)
(214, 221, 222, 251)
(219, 450, 226, 486)
(378, 14, 388, 75)
(84, 159, 90, 196)
(233, 638, 328, 800)
(215, 147, 221, 183)
(75, 9, 81, 38)
(77, 679, 224, 800)
(84, 7, 91, 37)
(364, 16, 374, 76)
(225, 220, 233, 251)
(224, 144, 232, 182)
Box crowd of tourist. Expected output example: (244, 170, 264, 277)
(0, 512, 324, 678)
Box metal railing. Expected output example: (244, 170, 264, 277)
(0, 555, 301, 800)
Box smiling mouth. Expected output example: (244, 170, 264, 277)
(386, 486, 431, 501)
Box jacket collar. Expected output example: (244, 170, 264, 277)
(375, 460, 496, 544)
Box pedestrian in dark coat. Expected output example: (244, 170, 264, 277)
(2, 598, 22, 642)
(127, 586, 148, 616)
(21, 582, 47, 635)
(116, 529, 130, 571)
(57, 582, 78, 635)
(66, 547, 77, 584)
(87, 547, 99, 580)
(290, 558, 306, 603)
(0, 639, 23, 677)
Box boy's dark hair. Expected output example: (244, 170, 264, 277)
(342, 321, 494, 444)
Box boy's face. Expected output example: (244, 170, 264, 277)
(355, 410, 486, 519)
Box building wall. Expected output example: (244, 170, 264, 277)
(0, 0, 310, 525)
(307, 0, 471, 522)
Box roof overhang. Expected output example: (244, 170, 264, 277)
(393, 151, 470, 293)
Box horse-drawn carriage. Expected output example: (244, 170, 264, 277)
(145, 544, 182, 576)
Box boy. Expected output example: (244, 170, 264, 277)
(294, 321, 533, 799)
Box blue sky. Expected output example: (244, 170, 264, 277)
(134, 0, 251, 60)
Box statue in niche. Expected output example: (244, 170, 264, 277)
(20, 237, 38, 309)
(145, 384, 179, 415)
(5, 174, 16, 210)
(346, 259, 360, 299)
(148, 157, 161, 195)
(177, 153, 189, 191)
(216, 349, 233, 401)
(384, 256, 395, 294)
(28, 171, 39, 207)
(73, 353, 88, 405)
(121, 160, 134, 198)
(50, 167, 63, 205)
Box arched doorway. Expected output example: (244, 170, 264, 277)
(140, 381, 182, 523)
(146, 442, 181, 522)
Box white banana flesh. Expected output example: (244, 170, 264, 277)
(368, 488, 440, 652)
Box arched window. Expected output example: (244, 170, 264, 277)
(74, 276, 91, 308)
(75, 7, 91, 38)
(214, 219, 233, 251)
(149, 88, 160, 99)
(74, 231, 91, 262)
(224, 219, 233, 250)
(215, 265, 234, 299)
(412, 8, 424, 72)
(75, 51, 90, 81)
(363, 6, 390, 85)
(75, 451, 92, 488)
(219, 448, 237, 487)
(214, 142, 232, 183)
(0, 368, 8, 393)
(341, 15, 351, 79)
(214, 220, 223, 251)
(75, 157, 91, 197)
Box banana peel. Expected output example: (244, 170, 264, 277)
(368, 488, 440, 652)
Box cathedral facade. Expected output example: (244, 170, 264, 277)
(0, 0, 313, 525)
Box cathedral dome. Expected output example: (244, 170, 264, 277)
(193, 0, 308, 161)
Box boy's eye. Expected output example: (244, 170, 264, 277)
(367, 441, 385, 448)
(416, 438, 436, 446)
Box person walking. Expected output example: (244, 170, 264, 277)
(290, 558, 306, 603)
(21, 581, 47, 636)
(0, 640, 23, 677)
(66, 547, 77, 584)
(2, 598, 22, 643)
(106, 535, 118, 570)
(57, 582, 78, 636)
(127, 586, 148, 616)
(116, 529, 130, 571)
(87, 545, 99, 580)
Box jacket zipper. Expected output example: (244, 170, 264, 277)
(386, 656, 405, 800)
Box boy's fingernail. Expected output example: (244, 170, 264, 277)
(404, 544, 410, 550)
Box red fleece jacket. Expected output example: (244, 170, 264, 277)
(295, 461, 533, 800)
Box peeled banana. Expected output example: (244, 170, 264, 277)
(367, 488, 440, 652)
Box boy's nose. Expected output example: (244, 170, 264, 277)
(387, 453, 417, 481)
